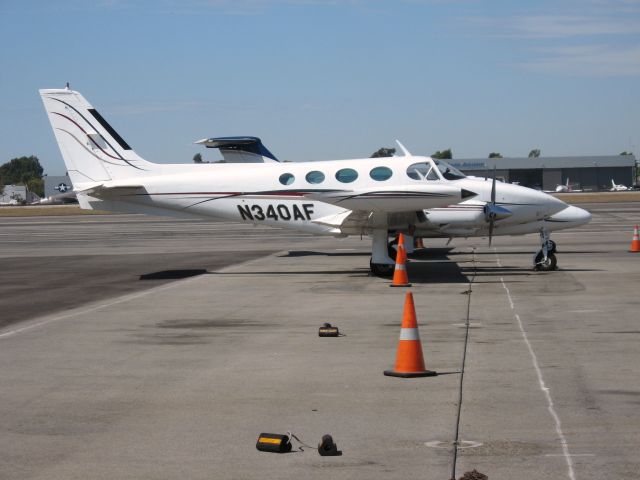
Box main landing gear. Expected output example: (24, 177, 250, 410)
(370, 229, 395, 277)
(369, 231, 420, 276)
(533, 225, 558, 271)
(370, 260, 394, 277)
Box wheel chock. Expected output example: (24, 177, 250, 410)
(318, 434, 342, 456)
(319, 323, 339, 337)
(256, 433, 292, 453)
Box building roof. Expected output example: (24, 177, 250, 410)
(449, 155, 637, 171)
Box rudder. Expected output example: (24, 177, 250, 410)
(40, 87, 154, 189)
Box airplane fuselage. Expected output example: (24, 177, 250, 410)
(80, 157, 590, 239)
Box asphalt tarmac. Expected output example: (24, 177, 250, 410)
(0, 216, 313, 328)
(1, 203, 639, 479)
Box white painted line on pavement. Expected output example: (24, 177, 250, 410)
(496, 252, 577, 480)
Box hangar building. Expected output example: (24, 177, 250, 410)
(44, 175, 74, 197)
(449, 155, 636, 191)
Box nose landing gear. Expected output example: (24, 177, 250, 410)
(533, 224, 558, 271)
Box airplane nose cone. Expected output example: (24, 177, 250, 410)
(570, 205, 592, 225)
(549, 205, 592, 226)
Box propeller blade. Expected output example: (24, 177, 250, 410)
(488, 166, 497, 246)
(488, 218, 494, 246)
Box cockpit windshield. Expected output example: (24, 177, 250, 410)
(406, 162, 441, 181)
(434, 159, 466, 180)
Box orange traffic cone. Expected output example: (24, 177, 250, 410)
(630, 225, 640, 253)
(390, 233, 411, 287)
(384, 292, 437, 378)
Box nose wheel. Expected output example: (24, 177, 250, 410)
(545, 239, 557, 254)
(533, 224, 558, 271)
(534, 250, 557, 271)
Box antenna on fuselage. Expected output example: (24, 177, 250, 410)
(395, 140, 411, 156)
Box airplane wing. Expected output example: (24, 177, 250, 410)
(309, 185, 477, 235)
(312, 210, 372, 233)
(305, 185, 476, 212)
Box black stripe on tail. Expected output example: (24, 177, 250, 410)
(88, 108, 132, 151)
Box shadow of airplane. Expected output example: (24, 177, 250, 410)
(139, 249, 600, 283)
(140, 269, 207, 280)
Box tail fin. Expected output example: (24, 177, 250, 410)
(39, 87, 155, 189)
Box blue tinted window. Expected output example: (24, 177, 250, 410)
(279, 173, 295, 185)
(370, 166, 393, 181)
(335, 168, 358, 183)
(305, 171, 325, 184)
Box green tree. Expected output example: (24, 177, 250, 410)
(27, 178, 44, 196)
(370, 147, 396, 158)
(619, 151, 633, 156)
(488, 152, 503, 158)
(431, 149, 452, 159)
(0, 156, 43, 183)
(528, 149, 541, 158)
(0, 156, 45, 196)
(193, 153, 203, 163)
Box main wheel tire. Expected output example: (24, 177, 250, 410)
(370, 260, 394, 277)
(534, 251, 557, 271)
(388, 239, 398, 260)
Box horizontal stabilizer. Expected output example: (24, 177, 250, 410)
(80, 184, 145, 199)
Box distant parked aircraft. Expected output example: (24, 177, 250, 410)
(610, 179, 629, 191)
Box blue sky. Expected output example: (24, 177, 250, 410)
(1, 0, 639, 175)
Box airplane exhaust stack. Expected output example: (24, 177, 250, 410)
(384, 292, 437, 378)
(390, 233, 412, 287)
(630, 225, 640, 253)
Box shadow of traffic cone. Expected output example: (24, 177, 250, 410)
(630, 225, 640, 253)
(384, 292, 436, 378)
(390, 233, 411, 287)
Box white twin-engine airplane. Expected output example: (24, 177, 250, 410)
(40, 87, 591, 275)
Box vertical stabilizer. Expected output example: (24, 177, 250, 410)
(39, 87, 155, 189)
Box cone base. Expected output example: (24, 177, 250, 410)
(384, 369, 437, 378)
(389, 283, 412, 287)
